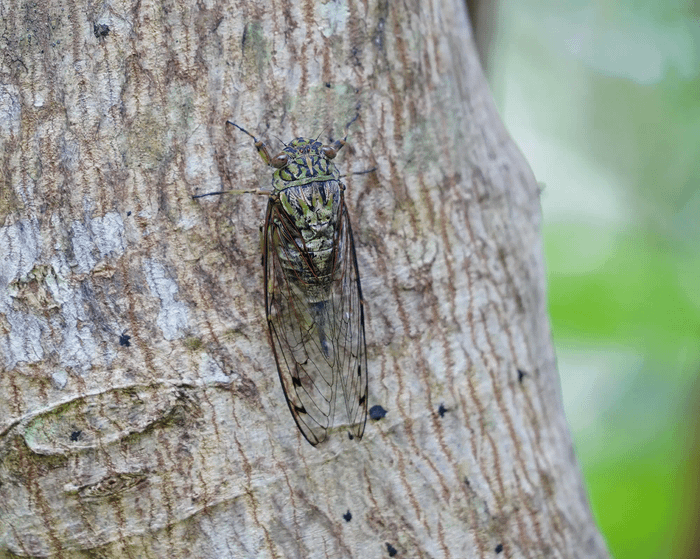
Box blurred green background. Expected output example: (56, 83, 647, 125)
(471, 0, 700, 557)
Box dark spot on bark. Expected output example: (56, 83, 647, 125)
(369, 405, 387, 420)
(93, 23, 110, 38)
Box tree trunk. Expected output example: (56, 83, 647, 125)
(0, 0, 609, 557)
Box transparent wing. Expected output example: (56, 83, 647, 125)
(331, 200, 368, 440)
(264, 194, 368, 445)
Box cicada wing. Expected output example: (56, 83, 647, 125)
(329, 197, 369, 440)
(264, 201, 336, 445)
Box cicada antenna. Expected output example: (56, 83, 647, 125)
(338, 167, 377, 179)
(192, 188, 270, 199)
(315, 125, 331, 142)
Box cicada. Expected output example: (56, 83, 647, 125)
(194, 114, 369, 445)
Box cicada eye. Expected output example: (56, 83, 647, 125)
(271, 153, 288, 168)
(321, 146, 337, 160)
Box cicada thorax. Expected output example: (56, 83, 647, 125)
(269, 138, 344, 295)
(274, 181, 342, 285)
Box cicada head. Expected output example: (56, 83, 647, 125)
(270, 138, 341, 192)
(223, 114, 359, 194)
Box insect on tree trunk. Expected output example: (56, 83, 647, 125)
(0, 0, 610, 558)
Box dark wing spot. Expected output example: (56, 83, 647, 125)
(292, 376, 302, 387)
(495, 543, 504, 553)
(357, 364, 362, 377)
(369, 405, 387, 420)
(70, 430, 82, 441)
(119, 333, 131, 347)
(294, 404, 307, 414)
(359, 395, 366, 405)
(517, 369, 527, 383)
(386, 543, 398, 557)
(343, 510, 352, 522)
(438, 403, 447, 417)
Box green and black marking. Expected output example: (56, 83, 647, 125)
(194, 114, 369, 445)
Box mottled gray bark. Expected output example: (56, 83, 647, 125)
(0, 0, 608, 557)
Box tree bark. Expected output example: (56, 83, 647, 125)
(0, 0, 609, 557)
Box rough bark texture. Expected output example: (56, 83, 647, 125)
(0, 0, 609, 557)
